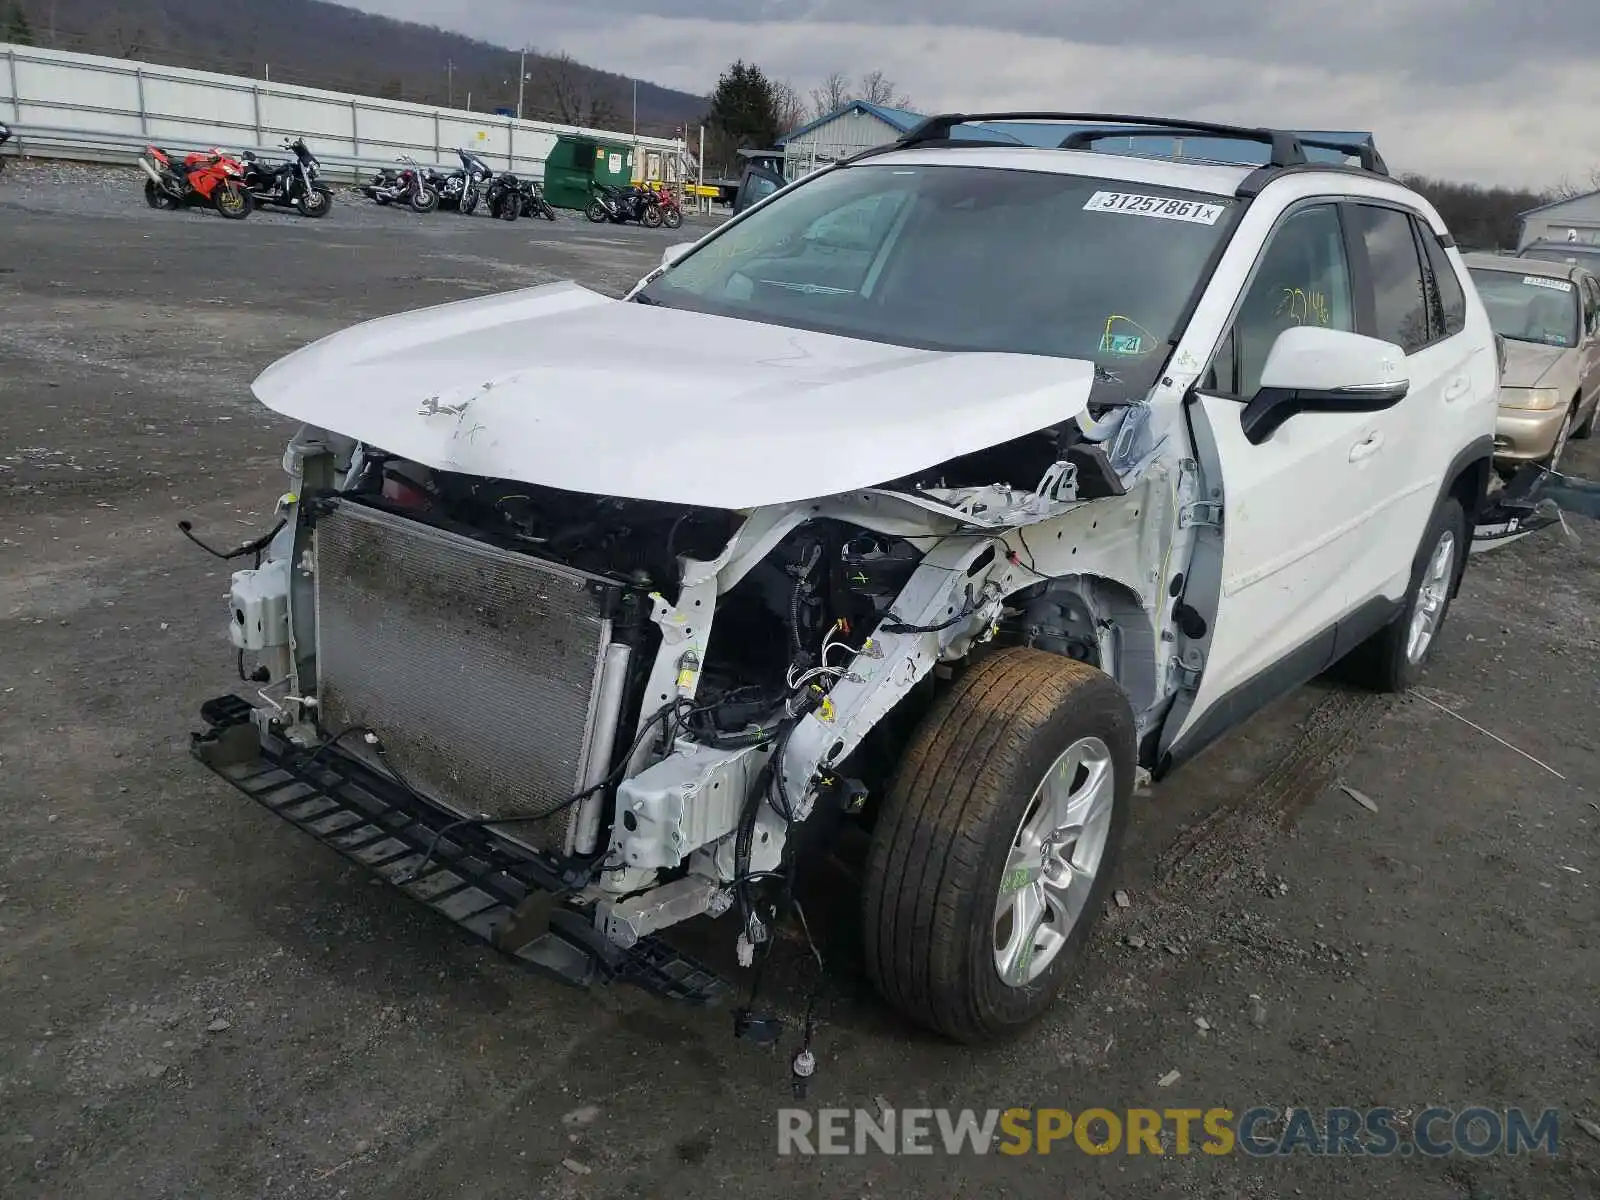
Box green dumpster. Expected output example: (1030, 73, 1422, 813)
(542, 136, 636, 211)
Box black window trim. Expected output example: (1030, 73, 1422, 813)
(1340, 198, 1444, 356)
(1195, 194, 1355, 402)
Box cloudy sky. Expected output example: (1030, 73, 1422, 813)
(344, 0, 1600, 188)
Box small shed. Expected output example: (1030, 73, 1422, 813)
(1518, 190, 1600, 249)
(542, 135, 635, 210)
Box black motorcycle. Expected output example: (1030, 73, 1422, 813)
(520, 179, 558, 221)
(585, 181, 662, 227)
(0, 120, 11, 174)
(424, 148, 495, 215)
(240, 138, 332, 218)
(484, 171, 526, 221)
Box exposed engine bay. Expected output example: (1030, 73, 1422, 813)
(203, 390, 1208, 1040)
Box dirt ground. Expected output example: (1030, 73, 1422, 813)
(1, 161, 1597, 1200)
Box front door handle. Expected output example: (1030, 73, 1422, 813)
(1349, 432, 1384, 462)
(1443, 377, 1470, 402)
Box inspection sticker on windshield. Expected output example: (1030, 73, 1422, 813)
(1083, 191, 1225, 225)
(1523, 275, 1573, 292)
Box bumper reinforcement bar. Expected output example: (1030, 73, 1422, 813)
(190, 695, 728, 1005)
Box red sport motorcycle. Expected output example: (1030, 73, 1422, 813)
(138, 145, 253, 219)
(645, 182, 683, 230)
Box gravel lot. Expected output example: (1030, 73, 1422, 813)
(1, 159, 1597, 1200)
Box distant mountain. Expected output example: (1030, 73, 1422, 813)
(6, 0, 707, 136)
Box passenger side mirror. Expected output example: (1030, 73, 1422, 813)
(1241, 327, 1410, 445)
(661, 242, 694, 268)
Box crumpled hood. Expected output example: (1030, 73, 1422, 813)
(1500, 339, 1568, 388)
(251, 281, 1096, 509)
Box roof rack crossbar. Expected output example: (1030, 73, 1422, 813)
(871, 111, 1388, 178)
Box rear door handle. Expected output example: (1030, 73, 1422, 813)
(1443, 377, 1470, 402)
(1349, 432, 1384, 462)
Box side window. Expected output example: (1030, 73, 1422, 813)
(1420, 226, 1467, 338)
(1207, 204, 1355, 397)
(1348, 205, 1430, 353)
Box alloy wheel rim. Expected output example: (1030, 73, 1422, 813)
(992, 736, 1116, 987)
(1406, 529, 1457, 663)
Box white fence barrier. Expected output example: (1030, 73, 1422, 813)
(0, 42, 690, 183)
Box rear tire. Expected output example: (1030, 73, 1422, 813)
(144, 180, 179, 210)
(1340, 497, 1465, 692)
(862, 648, 1134, 1043)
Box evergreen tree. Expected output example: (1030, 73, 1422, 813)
(5, 2, 35, 46)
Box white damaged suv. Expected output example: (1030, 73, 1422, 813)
(194, 114, 1499, 1042)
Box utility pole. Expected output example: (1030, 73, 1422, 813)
(447, 60, 454, 108)
(517, 48, 526, 120)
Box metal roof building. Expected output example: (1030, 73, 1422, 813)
(1517, 190, 1600, 249)
(776, 101, 925, 175)
(776, 102, 1376, 178)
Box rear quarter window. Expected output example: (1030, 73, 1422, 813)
(1421, 230, 1467, 337)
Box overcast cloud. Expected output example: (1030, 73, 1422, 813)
(344, 0, 1600, 187)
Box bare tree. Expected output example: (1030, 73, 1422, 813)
(530, 52, 623, 127)
(856, 69, 910, 109)
(771, 78, 807, 135)
(809, 70, 849, 118)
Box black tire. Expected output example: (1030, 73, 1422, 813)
(1340, 497, 1466, 692)
(662, 207, 683, 230)
(409, 187, 439, 214)
(1576, 400, 1598, 440)
(540, 202, 557, 221)
(585, 199, 607, 223)
(374, 193, 391, 206)
(294, 185, 332, 218)
(143, 180, 178, 211)
(461, 187, 479, 216)
(642, 204, 664, 229)
(862, 648, 1135, 1043)
(214, 183, 252, 220)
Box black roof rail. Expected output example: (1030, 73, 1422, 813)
(859, 111, 1388, 178)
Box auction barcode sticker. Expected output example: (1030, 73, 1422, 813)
(1083, 191, 1226, 225)
(1523, 275, 1574, 292)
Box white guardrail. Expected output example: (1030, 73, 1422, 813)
(0, 42, 691, 184)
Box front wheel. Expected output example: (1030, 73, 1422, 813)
(642, 204, 664, 229)
(461, 186, 480, 216)
(214, 182, 252, 219)
(1340, 497, 1466, 692)
(662, 207, 683, 230)
(409, 187, 439, 214)
(497, 196, 519, 221)
(295, 185, 332, 218)
(585, 199, 607, 223)
(539, 201, 557, 221)
(862, 648, 1134, 1043)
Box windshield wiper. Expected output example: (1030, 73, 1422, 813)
(632, 292, 667, 306)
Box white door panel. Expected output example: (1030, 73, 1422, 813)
(1188, 396, 1372, 700)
